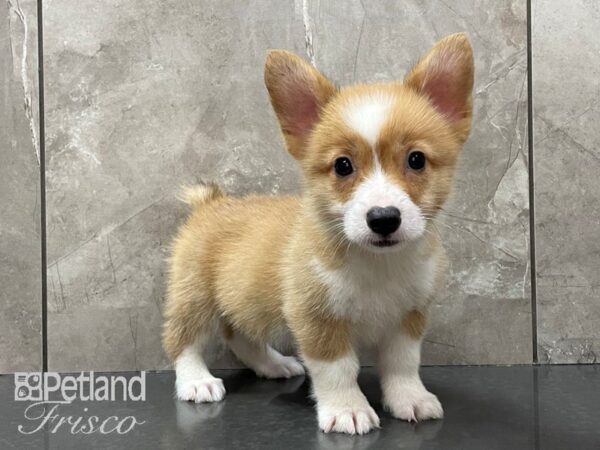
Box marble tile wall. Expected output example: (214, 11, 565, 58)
(532, 0, 600, 363)
(308, 0, 532, 365)
(1, 0, 41, 373)
(43, 0, 530, 370)
(0, 0, 595, 371)
(44, 0, 305, 371)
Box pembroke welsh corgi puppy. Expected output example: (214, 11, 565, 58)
(163, 33, 474, 435)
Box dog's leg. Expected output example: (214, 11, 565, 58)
(226, 332, 305, 379)
(174, 335, 226, 403)
(377, 313, 442, 421)
(304, 351, 380, 435)
(287, 301, 379, 435)
(162, 256, 225, 403)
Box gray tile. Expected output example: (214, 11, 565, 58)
(3, 366, 600, 449)
(532, 0, 600, 363)
(308, 0, 531, 364)
(44, 0, 304, 371)
(45, 0, 531, 370)
(0, 0, 41, 373)
(536, 365, 600, 449)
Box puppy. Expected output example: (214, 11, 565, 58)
(163, 33, 474, 435)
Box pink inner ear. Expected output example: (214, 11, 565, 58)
(280, 79, 321, 138)
(422, 74, 464, 123)
(289, 92, 319, 137)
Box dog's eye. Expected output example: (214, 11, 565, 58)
(407, 151, 426, 171)
(334, 157, 354, 177)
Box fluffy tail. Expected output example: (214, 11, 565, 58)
(178, 183, 224, 209)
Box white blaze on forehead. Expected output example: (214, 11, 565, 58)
(343, 94, 395, 147)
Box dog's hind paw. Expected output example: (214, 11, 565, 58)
(176, 377, 226, 403)
(255, 355, 305, 379)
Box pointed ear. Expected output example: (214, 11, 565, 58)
(404, 33, 474, 141)
(265, 51, 337, 159)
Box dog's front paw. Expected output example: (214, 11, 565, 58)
(384, 385, 443, 422)
(176, 377, 226, 403)
(318, 401, 380, 435)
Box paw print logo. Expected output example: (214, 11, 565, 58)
(14, 373, 43, 401)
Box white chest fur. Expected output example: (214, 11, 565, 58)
(310, 245, 440, 343)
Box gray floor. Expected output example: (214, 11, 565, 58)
(1, 365, 598, 449)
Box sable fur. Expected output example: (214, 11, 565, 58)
(162, 33, 474, 435)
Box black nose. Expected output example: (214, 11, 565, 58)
(366, 206, 401, 235)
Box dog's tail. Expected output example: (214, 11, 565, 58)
(178, 183, 224, 209)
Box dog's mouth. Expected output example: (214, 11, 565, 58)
(370, 239, 399, 248)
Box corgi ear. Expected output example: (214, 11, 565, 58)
(265, 51, 337, 159)
(404, 33, 474, 141)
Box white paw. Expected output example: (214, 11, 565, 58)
(385, 388, 443, 422)
(255, 355, 305, 379)
(318, 402, 380, 435)
(176, 377, 226, 403)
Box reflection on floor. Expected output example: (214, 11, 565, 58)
(1, 365, 599, 449)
